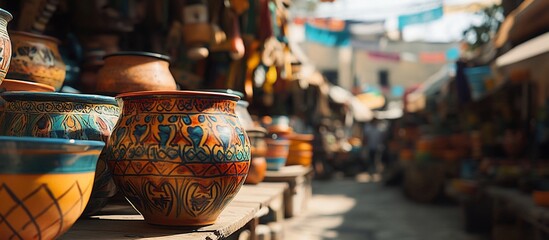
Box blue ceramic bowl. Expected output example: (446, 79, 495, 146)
(0, 136, 105, 173)
(266, 157, 287, 171)
(0, 136, 104, 240)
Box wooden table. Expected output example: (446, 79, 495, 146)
(62, 183, 288, 240)
(232, 182, 288, 240)
(263, 165, 314, 218)
(486, 186, 549, 240)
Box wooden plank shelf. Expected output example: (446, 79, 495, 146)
(61, 201, 259, 240)
(62, 182, 289, 240)
(264, 165, 314, 218)
(233, 182, 288, 222)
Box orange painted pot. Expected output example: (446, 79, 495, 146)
(0, 8, 12, 85)
(0, 136, 104, 240)
(287, 134, 314, 166)
(96, 52, 177, 95)
(287, 150, 313, 167)
(7, 31, 66, 90)
(245, 127, 268, 184)
(105, 90, 251, 226)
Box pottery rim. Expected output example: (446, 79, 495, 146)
(0, 79, 56, 92)
(115, 90, 241, 101)
(9, 30, 61, 44)
(0, 136, 105, 154)
(200, 89, 245, 98)
(0, 91, 117, 105)
(289, 134, 314, 141)
(0, 8, 12, 22)
(246, 127, 267, 135)
(104, 51, 171, 62)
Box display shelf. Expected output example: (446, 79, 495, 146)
(264, 165, 314, 218)
(62, 183, 290, 240)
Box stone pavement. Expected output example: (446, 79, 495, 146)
(284, 176, 487, 240)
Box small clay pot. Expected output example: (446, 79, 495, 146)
(0, 8, 12, 85)
(246, 127, 268, 184)
(96, 51, 177, 95)
(7, 31, 66, 90)
(266, 138, 290, 171)
(287, 134, 314, 166)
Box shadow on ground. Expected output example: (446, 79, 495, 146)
(284, 176, 489, 240)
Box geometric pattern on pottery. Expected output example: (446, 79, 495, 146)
(0, 177, 93, 240)
(0, 100, 119, 141)
(0, 99, 120, 216)
(106, 96, 251, 224)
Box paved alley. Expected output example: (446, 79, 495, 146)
(284, 177, 487, 240)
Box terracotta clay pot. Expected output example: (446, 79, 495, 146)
(287, 134, 314, 167)
(105, 90, 251, 226)
(202, 89, 255, 130)
(96, 52, 177, 95)
(0, 8, 12, 85)
(245, 127, 268, 184)
(0, 92, 121, 216)
(7, 31, 66, 90)
(0, 78, 55, 92)
(0, 136, 104, 240)
(0, 79, 55, 112)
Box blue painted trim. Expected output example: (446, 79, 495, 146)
(0, 137, 104, 174)
(1, 92, 118, 105)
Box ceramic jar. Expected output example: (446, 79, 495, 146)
(0, 8, 12, 85)
(105, 90, 251, 226)
(0, 92, 121, 216)
(7, 31, 66, 90)
(0, 136, 104, 240)
(266, 137, 290, 171)
(203, 89, 255, 130)
(96, 52, 177, 95)
(245, 127, 268, 184)
(287, 134, 314, 167)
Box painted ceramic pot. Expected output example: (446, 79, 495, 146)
(0, 136, 104, 240)
(0, 8, 12, 85)
(105, 90, 251, 226)
(245, 127, 268, 184)
(96, 51, 177, 95)
(7, 31, 66, 90)
(0, 92, 121, 216)
(287, 134, 314, 167)
(203, 89, 255, 130)
(266, 138, 290, 171)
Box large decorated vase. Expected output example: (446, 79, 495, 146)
(105, 90, 251, 226)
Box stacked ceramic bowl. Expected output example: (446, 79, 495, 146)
(0, 137, 104, 239)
